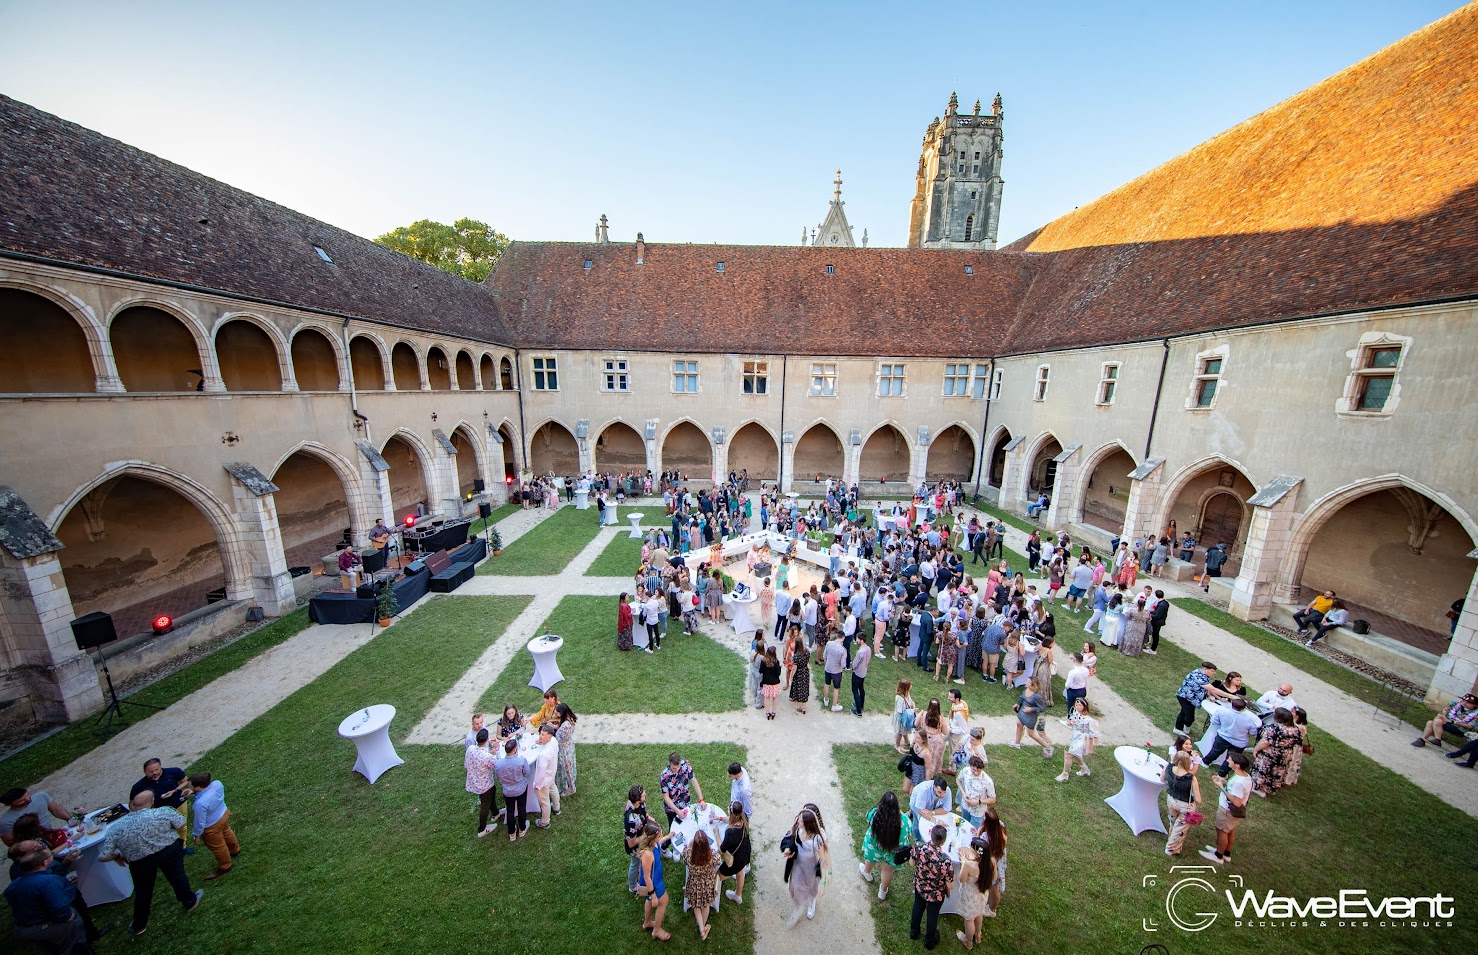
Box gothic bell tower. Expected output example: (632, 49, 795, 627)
(907, 92, 1004, 250)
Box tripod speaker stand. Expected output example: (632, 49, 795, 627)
(71, 611, 164, 737)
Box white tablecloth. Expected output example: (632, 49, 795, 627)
(1104, 745, 1169, 835)
(919, 811, 977, 917)
(527, 634, 565, 693)
(627, 513, 645, 538)
(1011, 638, 1041, 689)
(666, 802, 727, 913)
(338, 704, 404, 784)
(67, 812, 134, 906)
(723, 593, 759, 634)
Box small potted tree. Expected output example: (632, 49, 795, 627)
(375, 582, 399, 628)
(490, 526, 503, 556)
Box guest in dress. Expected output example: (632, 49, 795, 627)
(1119, 598, 1149, 657)
(1056, 697, 1100, 782)
(921, 701, 948, 780)
(783, 807, 829, 927)
(719, 801, 752, 906)
(858, 790, 913, 901)
(892, 680, 916, 753)
(954, 836, 992, 950)
(1285, 707, 1311, 786)
(1163, 750, 1202, 857)
(1251, 708, 1300, 796)
(616, 593, 634, 651)
(789, 629, 812, 714)
(554, 703, 578, 797)
(681, 829, 720, 941)
(635, 822, 674, 941)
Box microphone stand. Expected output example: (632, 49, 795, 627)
(91, 640, 163, 737)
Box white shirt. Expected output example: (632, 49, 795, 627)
(1220, 772, 1252, 811)
(1256, 690, 1298, 713)
(802, 598, 818, 625)
(1065, 665, 1091, 691)
(530, 739, 558, 790)
(842, 614, 857, 637)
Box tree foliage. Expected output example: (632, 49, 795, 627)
(374, 217, 510, 283)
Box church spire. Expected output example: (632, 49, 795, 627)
(811, 170, 858, 248)
(834, 169, 843, 203)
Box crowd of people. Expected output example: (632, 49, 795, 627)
(2, 757, 239, 947)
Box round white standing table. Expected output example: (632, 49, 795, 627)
(1011, 637, 1041, 688)
(68, 813, 134, 906)
(338, 704, 404, 784)
(627, 512, 645, 538)
(1104, 745, 1169, 835)
(575, 488, 589, 510)
(724, 592, 759, 634)
(527, 634, 565, 692)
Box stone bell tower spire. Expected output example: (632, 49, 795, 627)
(811, 169, 857, 248)
(907, 92, 1005, 250)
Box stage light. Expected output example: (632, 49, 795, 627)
(466, 491, 474, 501)
(404, 515, 416, 527)
(505, 476, 514, 485)
(151, 614, 174, 635)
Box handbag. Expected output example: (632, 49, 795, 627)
(1183, 809, 1205, 826)
(721, 829, 747, 869)
(897, 753, 914, 775)
(893, 846, 910, 867)
(780, 833, 796, 883)
(1227, 800, 1247, 819)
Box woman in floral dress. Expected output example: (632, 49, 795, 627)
(789, 632, 812, 713)
(1119, 597, 1149, 657)
(1285, 707, 1311, 786)
(554, 703, 578, 796)
(1252, 707, 1301, 796)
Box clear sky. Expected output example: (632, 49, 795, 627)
(0, 1, 1467, 248)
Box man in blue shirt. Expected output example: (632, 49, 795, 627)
(915, 607, 936, 671)
(1205, 698, 1263, 777)
(4, 841, 93, 953)
(186, 772, 240, 880)
(907, 776, 953, 840)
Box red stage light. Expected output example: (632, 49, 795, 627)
(505, 476, 514, 484)
(404, 515, 416, 527)
(151, 614, 173, 635)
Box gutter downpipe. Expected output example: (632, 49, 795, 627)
(973, 357, 995, 501)
(513, 346, 528, 476)
(1145, 339, 1170, 461)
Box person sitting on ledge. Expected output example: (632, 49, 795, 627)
(1414, 692, 1478, 749)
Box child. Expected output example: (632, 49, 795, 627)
(1056, 697, 1100, 781)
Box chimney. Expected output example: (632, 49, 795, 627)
(636, 232, 645, 265)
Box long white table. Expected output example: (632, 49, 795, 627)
(1104, 745, 1169, 835)
(338, 704, 404, 784)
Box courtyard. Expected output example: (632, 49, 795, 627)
(2, 499, 1474, 954)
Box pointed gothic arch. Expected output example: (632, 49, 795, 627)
(659, 418, 713, 479)
(380, 430, 440, 521)
(268, 441, 365, 567)
(926, 422, 978, 482)
(728, 420, 779, 482)
(449, 422, 487, 498)
(859, 422, 911, 482)
(595, 419, 646, 473)
(528, 419, 579, 476)
(1070, 440, 1139, 531)
(794, 421, 845, 482)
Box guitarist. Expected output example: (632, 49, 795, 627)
(368, 518, 392, 550)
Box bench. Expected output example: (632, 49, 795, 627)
(425, 548, 474, 593)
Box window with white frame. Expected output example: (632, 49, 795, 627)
(602, 358, 629, 392)
(971, 363, 990, 399)
(532, 356, 558, 391)
(1033, 364, 1050, 401)
(673, 360, 699, 393)
(742, 360, 768, 395)
(990, 368, 1003, 400)
(809, 362, 837, 397)
(1191, 355, 1224, 409)
(1338, 335, 1409, 415)
(943, 363, 971, 396)
(878, 363, 906, 397)
(1097, 362, 1120, 405)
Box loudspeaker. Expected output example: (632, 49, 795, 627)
(478, 501, 493, 520)
(71, 611, 118, 651)
(473, 478, 486, 493)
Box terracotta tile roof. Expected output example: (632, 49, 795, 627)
(0, 95, 507, 344)
(2, 4, 1474, 360)
(485, 241, 1032, 356)
(999, 4, 1478, 352)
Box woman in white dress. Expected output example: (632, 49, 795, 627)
(1056, 697, 1100, 781)
(1100, 593, 1126, 648)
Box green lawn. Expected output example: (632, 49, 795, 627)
(586, 533, 644, 576)
(21, 591, 754, 954)
(478, 504, 602, 576)
(0, 608, 313, 786)
(835, 731, 1478, 954)
(1174, 599, 1429, 729)
(480, 596, 745, 715)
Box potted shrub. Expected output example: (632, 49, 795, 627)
(375, 582, 399, 627)
(490, 526, 503, 556)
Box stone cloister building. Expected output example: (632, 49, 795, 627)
(1, 7, 1475, 725)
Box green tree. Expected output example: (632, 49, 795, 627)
(374, 217, 510, 282)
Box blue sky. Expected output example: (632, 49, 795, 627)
(0, 1, 1466, 248)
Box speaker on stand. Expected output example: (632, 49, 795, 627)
(71, 611, 163, 737)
